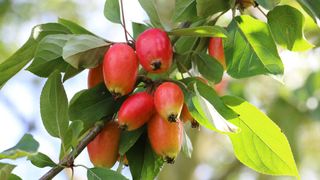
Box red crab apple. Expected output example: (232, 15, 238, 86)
(154, 82, 184, 123)
(87, 121, 121, 168)
(103, 43, 138, 98)
(147, 114, 183, 163)
(118, 92, 155, 131)
(136, 28, 173, 74)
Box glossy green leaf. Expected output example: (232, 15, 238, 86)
(168, 26, 227, 37)
(196, 0, 230, 17)
(58, 18, 96, 35)
(62, 35, 110, 69)
(0, 134, 39, 160)
(141, 141, 164, 180)
(87, 168, 128, 180)
(196, 52, 224, 83)
(0, 23, 71, 88)
(27, 34, 71, 77)
(63, 65, 84, 82)
(104, 0, 121, 24)
(127, 135, 164, 180)
(193, 81, 239, 133)
(173, 0, 197, 22)
(181, 129, 193, 158)
(138, 0, 162, 28)
(296, 0, 320, 23)
(267, 5, 313, 52)
(225, 15, 283, 78)
(40, 71, 69, 139)
(119, 127, 145, 156)
(0, 163, 15, 180)
(28, 152, 56, 168)
(255, 0, 280, 10)
(222, 95, 299, 178)
(68, 83, 121, 131)
(132, 22, 149, 39)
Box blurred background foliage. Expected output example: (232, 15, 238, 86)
(0, 0, 319, 179)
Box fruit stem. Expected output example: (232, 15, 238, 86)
(120, 0, 129, 43)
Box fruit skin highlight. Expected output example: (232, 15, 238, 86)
(87, 121, 121, 168)
(147, 114, 183, 163)
(154, 82, 184, 122)
(103, 43, 138, 98)
(181, 103, 199, 128)
(118, 92, 155, 131)
(87, 64, 104, 88)
(136, 28, 173, 74)
(208, 37, 226, 69)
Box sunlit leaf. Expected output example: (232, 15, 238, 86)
(223, 96, 300, 178)
(225, 15, 283, 78)
(0, 134, 39, 160)
(267, 5, 313, 51)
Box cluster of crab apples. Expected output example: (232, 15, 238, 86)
(86, 28, 226, 168)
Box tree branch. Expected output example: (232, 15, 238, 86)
(39, 120, 107, 180)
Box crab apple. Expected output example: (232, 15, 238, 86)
(154, 82, 184, 122)
(147, 114, 183, 163)
(103, 43, 138, 98)
(208, 37, 226, 69)
(87, 64, 104, 88)
(118, 92, 155, 131)
(136, 28, 173, 74)
(237, 0, 256, 9)
(181, 103, 199, 128)
(87, 121, 121, 168)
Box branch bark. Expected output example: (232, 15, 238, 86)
(39, 120, 107, 180)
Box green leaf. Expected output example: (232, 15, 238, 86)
(40, 71, 69, 139)
(68, 83, 121, 131)
(132, 22, 149, 39)
(87, 168, 128, 180)
(196, 0, 230, 17)
(267, 5, 313, 52)
(225, 15, 283, 78)
(168, 26, 227, 38)
(28, 152, 56, 168)
(66, 120, 84, 148)
(62, 35, 110, 69)
(27, 34, 71, 77)
(181, 129, 193, 158)
(0, 23, 71, 88)
(63, 65, 84, 82)
(192, 81, 239, 133)
(0, 38, 37, 88)
(104, 0, 121, 24)
(138, 0, 163, 28)
(127, 135, 164, 180)
(173, 0, 197, 22)
(119, 127, 145, 156)
(255, 0, 280, 10)
(222, 95, 299, 178)
(0, 163, 16, 180)
(0, 134, 39, 160)
(58, 18, 96, 35)
(140, 142, 164, 180)
(195, 52, 224, 83)
(296, 0, 320, 23)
